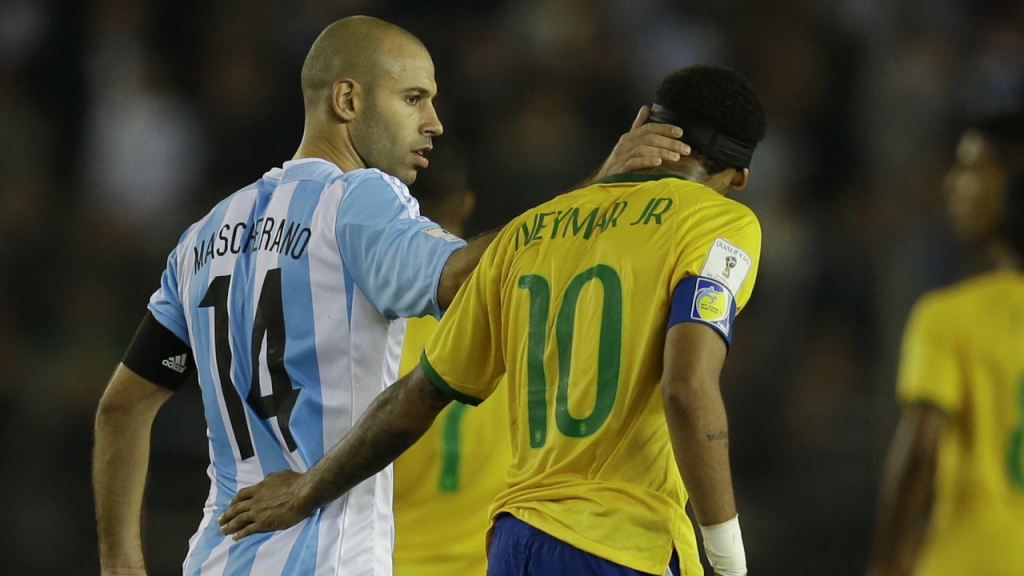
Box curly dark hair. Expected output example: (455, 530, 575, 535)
(969, 113, 1024, 260)
(656, 64, 767, 174)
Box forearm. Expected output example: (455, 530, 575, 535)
(93, 402, 157, 570)
(867, 414, 938, 576)
(663, 381, 736, 526)
(298, 372, 447, 512)
(437, 230, 498, 310)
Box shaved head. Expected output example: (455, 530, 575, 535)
(301, 16, 426, 112)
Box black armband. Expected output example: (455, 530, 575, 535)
(122, 311, 195, 391)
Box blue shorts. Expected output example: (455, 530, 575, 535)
(487, 514, 682, 576)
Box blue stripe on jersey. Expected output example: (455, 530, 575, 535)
(344, 265, 355, 327)
(183, 517, 229, 576)
(222, 533, 272, 576)
(281, 512, 321, 573)
(234, 178, 292, 478)
(278, 178, 326, 468)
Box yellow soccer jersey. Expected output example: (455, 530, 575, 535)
(897, 270, 1024, 576)
(421, 173, 761, 575)
(393, 316, 512, 576)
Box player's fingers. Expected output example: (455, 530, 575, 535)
(232, 521, 264, 541)
(218, 501, 251, 527)
(638, 133, 690, 156)
(630, 105, 651, 130)
(633, 122, 684, 141)
(631, 144, 681, 162)
(623, 156, 663, 172)
(229, 486, 256, 508)
(219, 511, 252, 535)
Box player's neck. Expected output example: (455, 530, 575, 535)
(636, 163, 709, 184)
(988, 241, 1022, 272)
(293, 123, 366, 173)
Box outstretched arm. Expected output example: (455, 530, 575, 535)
(219, 365, 452, 540)
(437, 230, 498, 310)
(866, 404, 944, 576)
(661, 322, 746, 576)
(94, 364, 174, 576)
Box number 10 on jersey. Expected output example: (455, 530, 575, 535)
(518, 265, 622, 448)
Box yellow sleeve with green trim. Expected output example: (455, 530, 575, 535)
(421, 225, 513, 405)
(896, 293, 963, 413)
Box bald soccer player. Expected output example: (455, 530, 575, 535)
(92, 16, 688, 576)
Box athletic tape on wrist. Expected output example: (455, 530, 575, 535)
(699, 514, 747, 576)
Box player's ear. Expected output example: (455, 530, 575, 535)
(331, 79, 359, 122)
(730, 168, 749, 191)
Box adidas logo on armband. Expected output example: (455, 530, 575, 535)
(162, 354, 189, 374)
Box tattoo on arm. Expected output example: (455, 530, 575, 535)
(706, 430, 729, 442)
(302, 371, 450, 511)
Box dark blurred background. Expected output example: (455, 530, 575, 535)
(2, 0, 1022, 574)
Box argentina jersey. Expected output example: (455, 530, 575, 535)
(147, 158, 465, 576)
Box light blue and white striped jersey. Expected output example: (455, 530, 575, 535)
(147, 158, 465, 576)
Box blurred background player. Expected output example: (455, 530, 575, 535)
(392, 142, 513, 576)
(866, 114, 1024, 576)
(220, 64, 766, 576)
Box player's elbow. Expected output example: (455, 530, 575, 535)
(661, 375, 721, 420)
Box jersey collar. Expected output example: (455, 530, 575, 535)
(592, 173, 690, 185)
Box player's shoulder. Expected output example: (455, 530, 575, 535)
(917, 270, 1024, 316)
(644, 176, 759, 227)
(909, 274, 995, 330)
(340, 167, 408, 191)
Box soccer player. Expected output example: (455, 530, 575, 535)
(866, 115, 1024, 576)
(92, 15, 688, 576)
(391, 143, 513, 575)
(220, 64, 767, 576)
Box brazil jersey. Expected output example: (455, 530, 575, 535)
(897, 270, 1024, 576)
(421, 173, 761, 575)
(392, 316, 512, 576)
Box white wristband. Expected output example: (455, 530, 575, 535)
(699, 514, 747, 576)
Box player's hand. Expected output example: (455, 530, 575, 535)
(592, 105, 690, 181)
(218, 470, 313, 540)
(101, 569, 148, 576)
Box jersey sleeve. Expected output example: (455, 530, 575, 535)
(896, 294, 963, 413)
(147, 246, 190, 344)
(420, 226, 512, 406)
(335, 169, 467, 320)
(667, 200, 762, 344)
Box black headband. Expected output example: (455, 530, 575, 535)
(648, 102, 758, 169)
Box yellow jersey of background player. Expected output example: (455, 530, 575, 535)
(393, 316, 512, 575)
(391, 142, 513, 576)
(868, 114, 1024, 576)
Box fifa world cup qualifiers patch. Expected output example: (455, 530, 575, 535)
(699, 238, 752, 297)
(668, 276, 738, 346)
(420, 226, 462, 243)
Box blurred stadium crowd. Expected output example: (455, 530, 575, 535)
(1, 0, 1023, 574)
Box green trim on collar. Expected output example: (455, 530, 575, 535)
(592, 173, 689, 185)
(420, 352, 483, 406)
